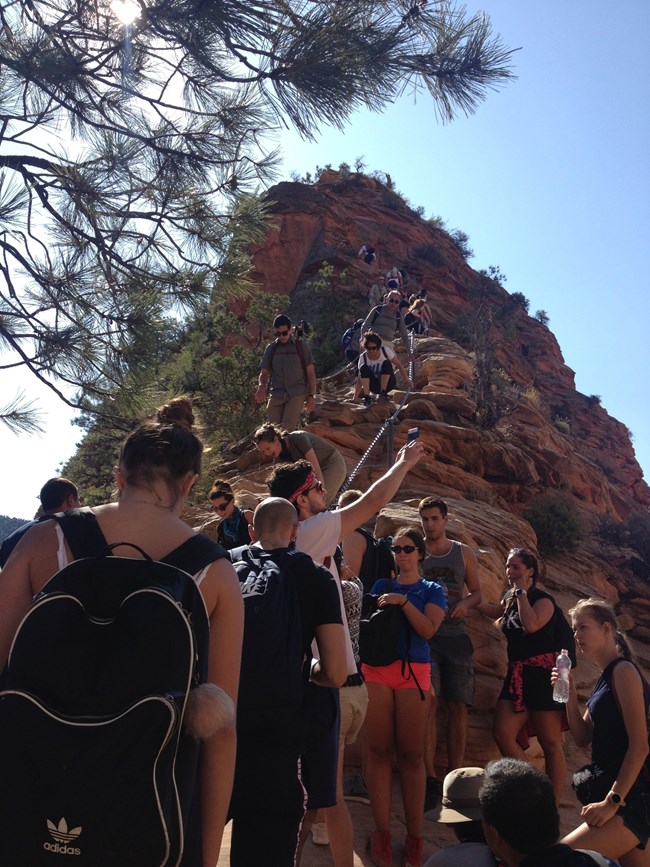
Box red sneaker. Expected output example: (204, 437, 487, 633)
(369, 829, 393, 867)
(404, 834, 424, 867)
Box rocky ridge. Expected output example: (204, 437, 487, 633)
(212, 169, 649, 772)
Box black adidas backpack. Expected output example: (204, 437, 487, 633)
(0, 511, 226, 867)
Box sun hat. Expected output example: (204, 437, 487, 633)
(425, 767, 484, 823)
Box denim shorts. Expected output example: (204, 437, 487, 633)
(429, 632, 475, 705)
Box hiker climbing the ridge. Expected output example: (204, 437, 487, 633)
(358, 244, 376, 265)
(253, 423, 347, 508)
(353, 332, 412, 406)
(361, 290, 415, 362)
(256, 314, 317, 432)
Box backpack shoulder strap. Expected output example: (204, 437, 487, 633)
(53, 507, 108, 560)
(162, 534, 228, 575)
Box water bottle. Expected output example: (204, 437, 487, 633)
(553, 649, 572, 703)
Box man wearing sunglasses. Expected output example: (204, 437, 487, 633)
(256, 314, 317, 431)
(267, 438, 425, 865)
(361, 291, 415, 362)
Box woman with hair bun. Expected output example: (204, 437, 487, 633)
(0, 396, 243, 866)
(477, 548, 567, 803)
(560, 598, 650, 866)
(208, 479, 254, 551)
(253, 422, 347, 507)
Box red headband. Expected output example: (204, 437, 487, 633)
(288, 471, 317, 503)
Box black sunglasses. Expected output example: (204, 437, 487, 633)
(307, 480, 324, 493)
(275, 329, 290, 337)
(211, 495, 234, 511)
(391, 544, 417, 554)
(365, 344, 380, 350)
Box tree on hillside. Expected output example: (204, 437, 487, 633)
(0, 0, 516, 429)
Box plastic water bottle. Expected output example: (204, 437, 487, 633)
(553, 649, 572, 703)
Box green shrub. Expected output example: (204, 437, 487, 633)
(626, 512, 650, 562)
(381, 188, 403, 210)
(588, 394, 602, 406)
(553, 416, 571, 435)
(523, 494, 584, 554)
(509, 291, 530, 313)
(449, 228, 473, 260)
(534, 309, 549, 325)
(413, 243, 446, 267)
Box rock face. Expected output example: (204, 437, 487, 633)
(215, 169, 649, 775)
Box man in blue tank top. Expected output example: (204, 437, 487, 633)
(419, 497, 482, 809)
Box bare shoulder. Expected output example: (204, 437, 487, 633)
(199, 557, 242, 621)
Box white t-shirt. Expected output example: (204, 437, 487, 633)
(358, 344, 395, 377)
(296, 511, 357, 676)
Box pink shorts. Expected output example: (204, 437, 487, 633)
(361, 660, 431, 692)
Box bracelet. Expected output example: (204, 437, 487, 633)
(400, 598, 408, 608)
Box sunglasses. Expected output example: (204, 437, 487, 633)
(365, 345, 380, 351)
(275, 329, 290, 337)
(391, 544, 417, 554)
(211, 495, 234, 511)
(307, 480, 324, 493)
(387, 299, 400, 305)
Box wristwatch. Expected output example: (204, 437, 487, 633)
(607, 790, 626, 807)
(515, 588, 527, 597)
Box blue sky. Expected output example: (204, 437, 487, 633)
(1, 0, 648, 520)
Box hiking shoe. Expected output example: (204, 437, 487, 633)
(343, 773, 370, 804)
(424, 776, 441, 813)
(378, 390, 390, 401)
(361, 393, 372, 407)
(369, 830, 392, 867)
(403, 834, 424, 867)
(311, 822, 329, 846)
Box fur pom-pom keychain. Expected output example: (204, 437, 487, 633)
(183, 683, 235, 740)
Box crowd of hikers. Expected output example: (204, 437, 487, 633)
(0, 244, 648, 867)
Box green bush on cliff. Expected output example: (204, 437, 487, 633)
(523, 494, 584, 554)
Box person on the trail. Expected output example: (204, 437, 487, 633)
(353, 332, 412, 405)
(361, 291, 414, 360)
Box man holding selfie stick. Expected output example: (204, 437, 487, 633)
(418, 496, 482, 809)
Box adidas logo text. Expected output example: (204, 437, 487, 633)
(44, 841, 81, 855)
(45, 818, 82, 856)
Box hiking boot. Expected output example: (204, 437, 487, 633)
(369, 830, 392, 867)
(403, 834, 424, 867)
(360, 393, 372, 407)
(311, 822, 329, 846)
(343, 773, 370, 804)
(424, 776, 441, 813)
(378, 390, 390, 401)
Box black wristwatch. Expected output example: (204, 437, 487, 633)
(608, 790, 625, 807)
(515, 588, 526, 597)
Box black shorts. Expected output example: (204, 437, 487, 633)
(500, 664, 560, 712)
(620, 780, 650, 849)
(229, 735, 305, 866)
(300, 683, 340, 809)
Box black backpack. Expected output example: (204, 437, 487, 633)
(359, 579, 425, 699)
(233, 546, 309, 741)
(0, 524, 223, 867)
(356, 528, 396, 595)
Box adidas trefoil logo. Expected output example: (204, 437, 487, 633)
(44, 818, 82, 856)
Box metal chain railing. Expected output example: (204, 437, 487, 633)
(332, 330, 416, 504)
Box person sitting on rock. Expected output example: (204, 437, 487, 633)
(353, 332, 412, 405)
